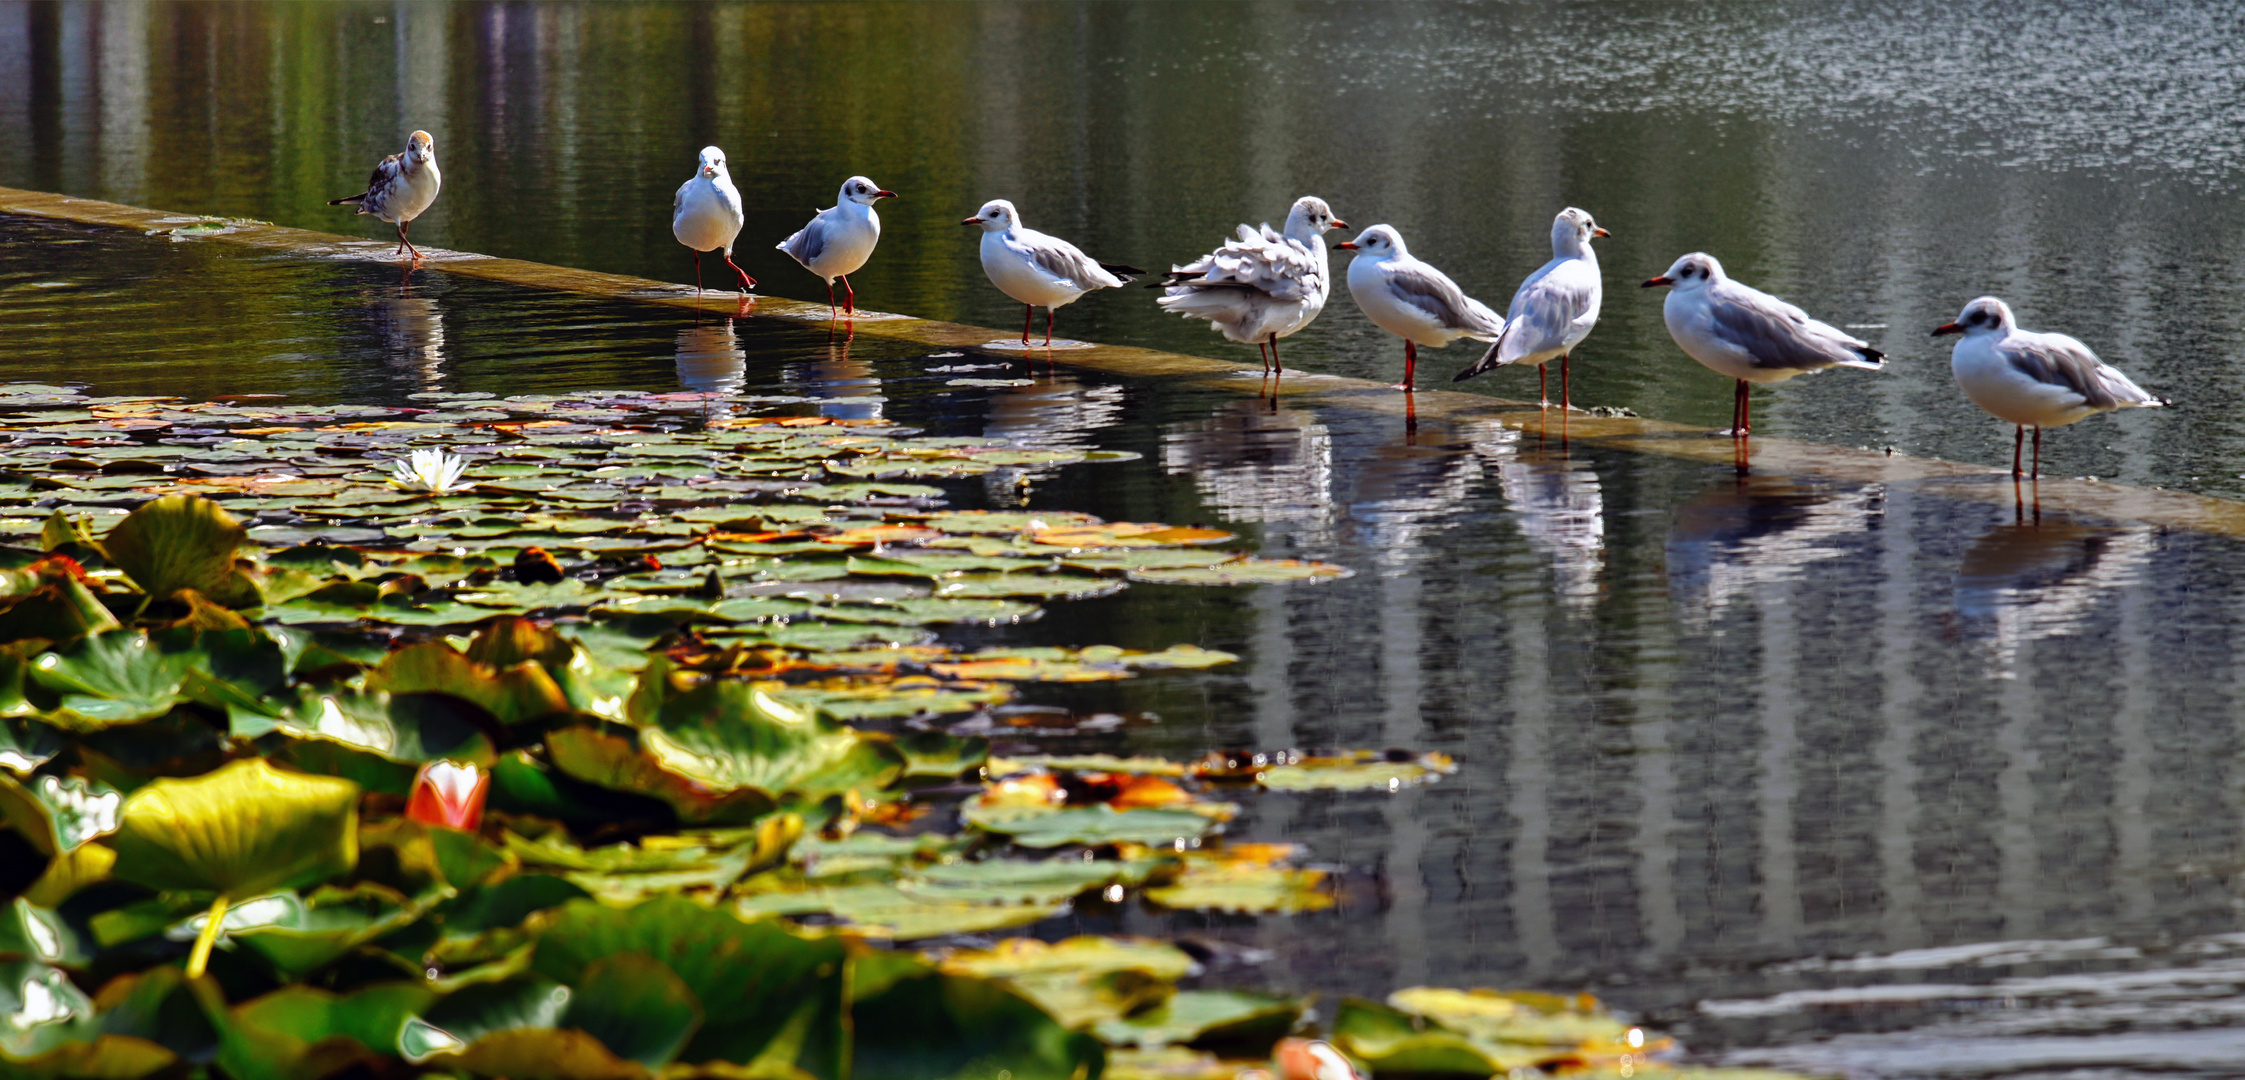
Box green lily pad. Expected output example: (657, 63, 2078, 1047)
(1126, 559, 1353, 585)
(101, 495, 262, 606)
(964, 804, 1226, 849)
(1091, 989, 1304, 1049)
(940, 936, 1194, 1030)
(109, 759, 359, 899)
(626, 658, 899, 802)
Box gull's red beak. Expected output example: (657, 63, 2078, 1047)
(1330, 219, 1349, 230)
(1931, 322, 1964, 337)
(1641, 275, 1674, 288)
(876, 190, 898, 200)
(961, 215, 982, 225)
(1593, 227, 1612, 238)
(1335, 241, 1359, 250)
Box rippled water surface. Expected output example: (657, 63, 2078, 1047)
(8, 4, 2245, 1076)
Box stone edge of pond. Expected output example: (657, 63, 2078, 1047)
(9, 184, 2244, 538)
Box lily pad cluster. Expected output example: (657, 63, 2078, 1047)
(0, 380, 1790, 1079)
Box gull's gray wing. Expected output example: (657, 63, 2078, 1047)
(1706, 281, 1882, 371)
(1496, 259, 1598, 364)
(1011, 230, 1123, 288)
(777, 211, 828, 265)
(1389, 261, 1502, 334)
(2006, 332, 2157, 408)
(1160, 224, 1322, 301)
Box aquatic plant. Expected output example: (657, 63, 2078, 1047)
(0, 383, 1784, 1079)
(387, 446, 472, 493)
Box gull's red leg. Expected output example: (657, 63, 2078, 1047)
(1561, 354, 1571, 411)
(693, 251, 704, 296)
(2012, 426, 2024, 478)
(826, 280, 836, 316)
(1044, 310, 1054, 347)
(842, 276, 856, 315)
(2032, 426, 2042, 483)
(1022, 305, 1033, 345)
(722, 250, 756, 292)
(1539, 364, 1548, 407)
(1392, 340, 1416, 391)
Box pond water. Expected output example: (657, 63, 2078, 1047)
(9, 3, 2245, 1076)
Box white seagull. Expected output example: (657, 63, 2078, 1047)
(672, 145, 755, 295)
(1339, 224, 1505, 391)
(962, 200, 1143, 346)
(1933, 296, 2165, 481)
(1454, 207, 1608, 408)
(1642, 252, 1883, 436)
(1154, 196, 1348, 374)
(776, 175, 895, 316)
(329, 130, 442, 261)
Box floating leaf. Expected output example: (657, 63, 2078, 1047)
(109, 759, 359, 899)
(101, 495, 261, 606)
(1143, 846, 1332, 915)
(1092, 989, 1304, 1049)
(1127, 559, 1353, 585)
(940, 936, 1194, 1030)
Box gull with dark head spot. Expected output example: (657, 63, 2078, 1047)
(1154, 196, 1347, 374)
(673, 146, 755, 296)
(1933, 296, 2165, 481)
(330, 130, 442, 261)
(1642, 252, 1883, 436)
(963, 199, 1143, 347)
(777, 175, 895, 317)
(1339, 225, 1505, 392)
(1454, 207, 1608, 408)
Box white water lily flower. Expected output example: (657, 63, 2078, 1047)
(387, 448, 470, 494)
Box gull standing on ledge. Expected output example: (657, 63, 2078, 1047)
(673, 146, 755, 296)
(1339, 225, 1505, 392)
(1642, 252, 1883, 436)
(777, 175, 895, 316)
(963, 200, 1143, 346)
(1154, 196, 1347, 374)
(329, 130, 442, 261)
(1454, 207, 1608, 408)
(1933, 296, 2165, 481)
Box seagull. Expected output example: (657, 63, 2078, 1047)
(1154, 196, 1347, 374)
(1453, 207, 1608, 408)
(329, 130, 442, 261)
(776, 175, 895, 316)
(673, 145, 755, 296)
(962, 199, 1143, 346)
(1338, 224, 1505, 391)
(1642, 252, 1883, 436)
(1932, 295, 2165, 481)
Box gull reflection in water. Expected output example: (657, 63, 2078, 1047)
(1162, 400, 1334, 537)
(1666, 475, 1884, 627)
(1954, 518, 2156, 678)
(1346, 426, 1493, 575)
(978, 375, 1125, 507)
(674, 320, 746, 393)
(784, 337, 883, 421)
(374, 293, 446, 387)
(1470, 427, 1606, 612)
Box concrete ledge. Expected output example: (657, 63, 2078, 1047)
(7, 184, 2241, 537)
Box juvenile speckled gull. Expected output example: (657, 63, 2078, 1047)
(672, 146, 755, 295)
(329, 130, 442, 261)
(1641, 252, 1883, 436)
(1154, 196, 1347, 374)
(1453, 207, 1608, 408)
(962, 199, 1143, 346)
(1339, 224, 1505, 391)
(1932, 295, 2165, 481)
(777, 175, 895, 316)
